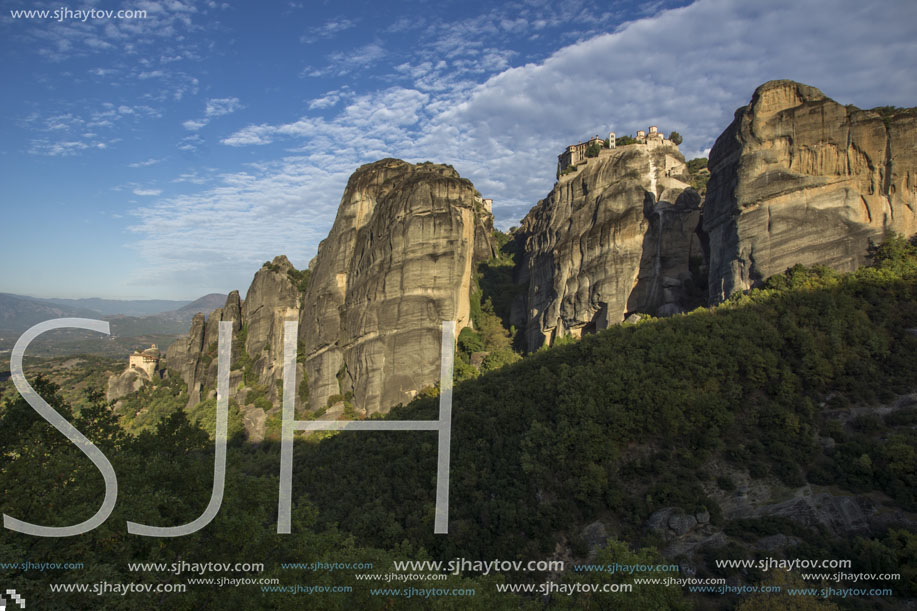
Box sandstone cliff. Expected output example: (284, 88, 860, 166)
(106, 368, 147, 403)
(153, 80, 917, 421)
(161, 264, 301, 439)
(160, 159, 493, 424)
(516, 141, 704, 351)
(165, 289, 248, 407)
(240, 256, 301, 391)
(704, 80, 917, 302)
(299, 159, 495, 416)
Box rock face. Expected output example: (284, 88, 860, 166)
(736, 491, 875, 536)
(516, 141, 703, 351)
(240, 257, 301, 393)
(165, 289, 252, 407)
(164, 311, 205, 406)
(299, 159, 495, 415)
(106, 368, 147, 402)
(161, 159, 492, 420)
(704, 80, 917, 302)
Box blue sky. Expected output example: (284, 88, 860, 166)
(1, 0, 915, 300)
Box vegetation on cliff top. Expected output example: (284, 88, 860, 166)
(686, 157, 709, 195)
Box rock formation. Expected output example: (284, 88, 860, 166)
(106, 368, 147, 403)
(160, 159, 493, 422)
(239, 257, 300, 392)
(163, 311, 205, 405)
(165, 289, 250, 407)
(298, 159, 495, 415)
(163, 265, 300, 440)
(515, 140, 704, 351)
(107, 344, 162, 402)
(704, 80, 917, 302)
(149, 81, 917, 422)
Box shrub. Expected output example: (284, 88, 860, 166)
(457, 327, 485, 354)
(253, 396, 272, 411)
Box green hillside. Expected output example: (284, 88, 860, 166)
(1, 235, 915, 609)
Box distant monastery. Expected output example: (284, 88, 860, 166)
(473, 195, 493, 215)
(558, 126, 670, 172)
(128, 344, 161, 379)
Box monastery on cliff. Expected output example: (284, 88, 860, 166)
(558, 126, 670, 172)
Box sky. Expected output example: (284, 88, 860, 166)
(1, 0, 915, 300)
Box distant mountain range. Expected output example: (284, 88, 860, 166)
(37, 297, 193, 317)
(0, 292, 227, 355)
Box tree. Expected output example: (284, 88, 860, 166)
(868, 231, 917, 272)
(549, 539, 690, 610)
(585, 141, 602, 158)
(736, 569, 839, 610)
(669, 131, 683, 145)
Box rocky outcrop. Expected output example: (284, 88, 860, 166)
(107, 345, 162, 402)
(164, 289, 250, 408)
(645, 506, 724, 558)
(734, 490, 876, 536)
(516, 141, 704, 351)
(704, 80, 917, 302)
(164, 312, 205, 406)
(298, 159, 495, 415)
(239, 258, 300, 394)
(106, 368, 147, 403)
(161, 159, 492, 420)
(642, 484, 896, 560)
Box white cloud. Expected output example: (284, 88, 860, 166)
(45, 113, 82, 131)
(386, 16, 425, 33)
(205, 97, 242, 117)
(20, 102, 161, 157)
(300, 17, 356, 43)
(177, 134, 204, 151)
(222, 87, 427, 148)
(172, 170, 211, 184)
(28, 134, 119, 156)
(8, 0, 199, 67)
(133, 188, 163, 196)
(304, 43, 386, 77)
(183, 119, 208, 131)
(129, 158, 163, 167)
(180, 97, 242, 131)
(308, 89, 350, 110)
(29, 140, 90, 156)
(127, 156, 355, 292)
